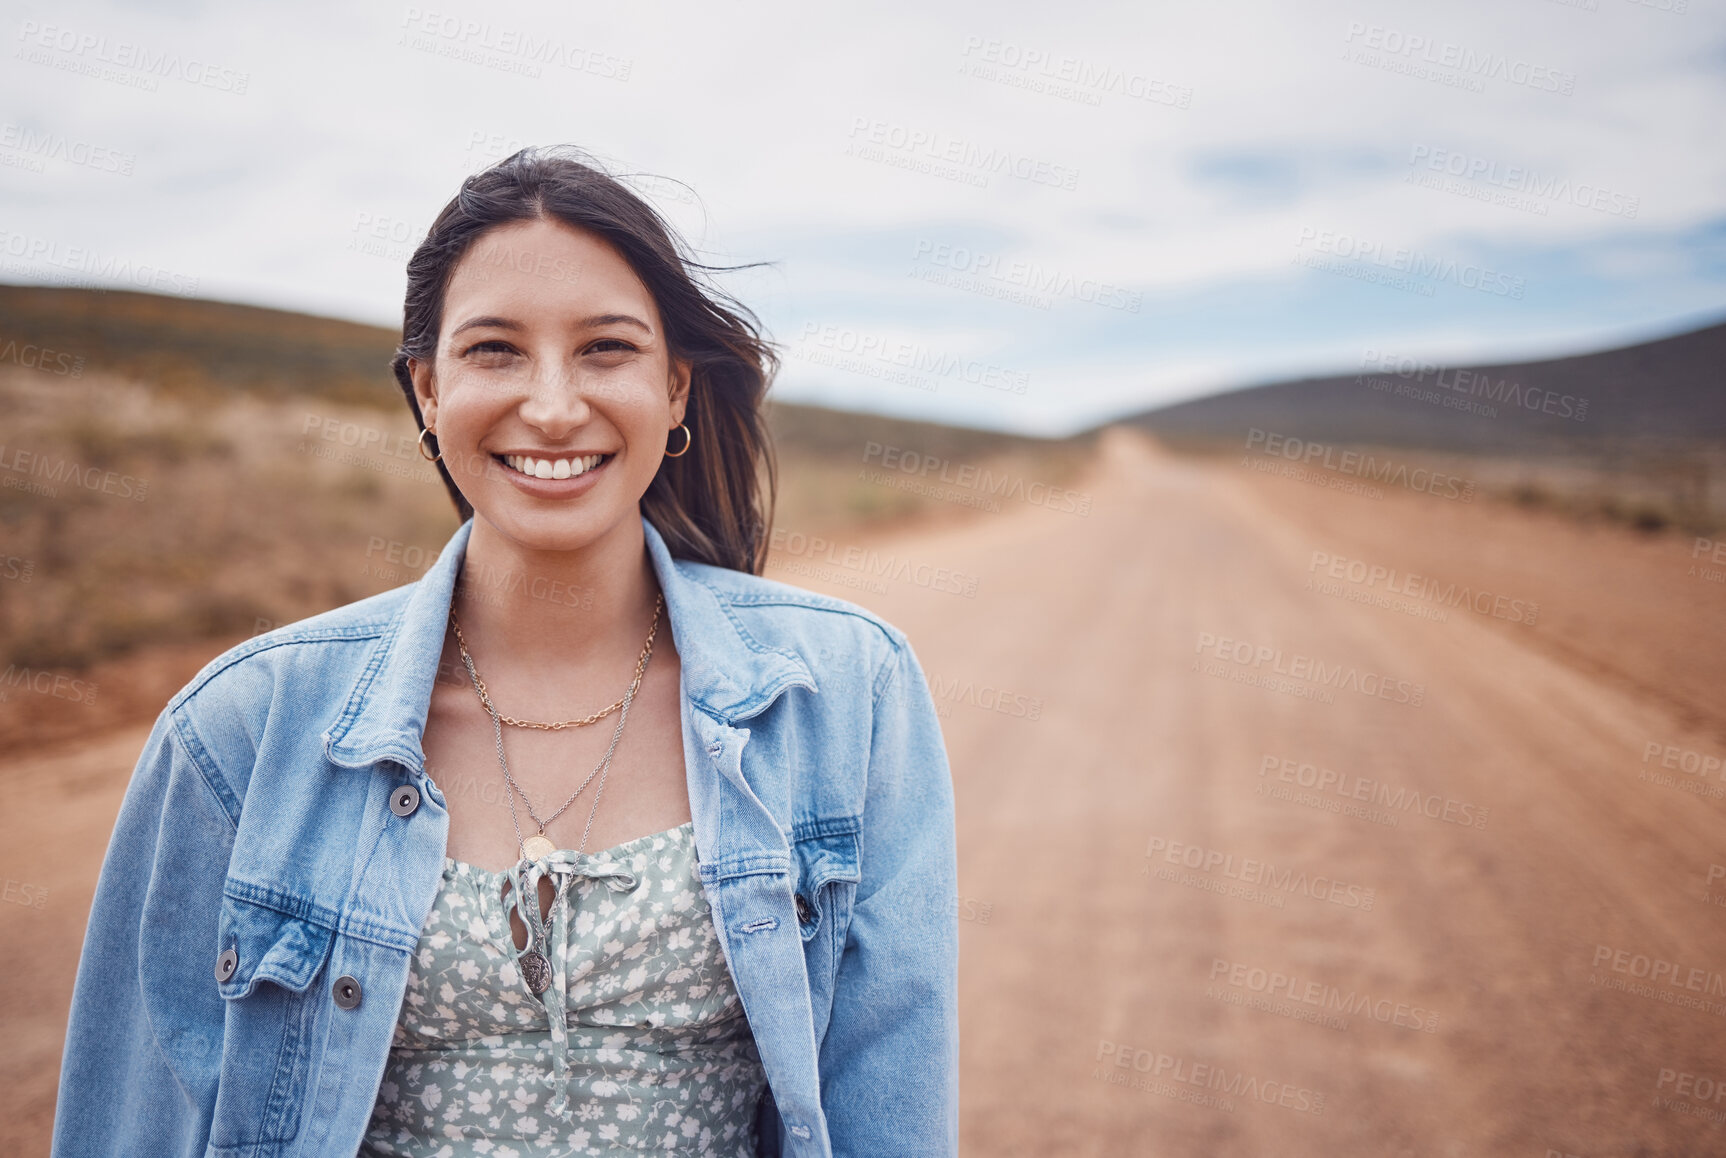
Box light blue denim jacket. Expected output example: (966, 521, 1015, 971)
(52, 512, 959, 1158)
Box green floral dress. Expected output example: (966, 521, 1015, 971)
(359, 821, 769, 1156)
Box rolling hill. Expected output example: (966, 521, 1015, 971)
(1116, 317, 1726, 456)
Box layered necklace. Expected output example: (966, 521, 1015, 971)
(446, 594, 663, 995)
(447, 592, 662, 863)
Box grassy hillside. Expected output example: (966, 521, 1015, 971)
(0, 283, 403, 406)
(1113, 317, 1726, 535)
(1118, 317, 1726, 455)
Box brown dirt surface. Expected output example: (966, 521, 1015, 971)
(5, 425, 1725, 1156)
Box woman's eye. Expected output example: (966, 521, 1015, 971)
(465, 340, 516, 356)
(587, 339, 637, 355)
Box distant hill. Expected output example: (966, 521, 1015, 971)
(0, 283, 403, 407)
(1117, 318, 1726, 456)
(0, 282, 1083, 459)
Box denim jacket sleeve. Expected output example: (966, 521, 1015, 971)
(817, 636, 960, 1155)
(52, 704, 236, 1158)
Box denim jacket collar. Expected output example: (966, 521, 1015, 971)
(322, 512, 818, 775)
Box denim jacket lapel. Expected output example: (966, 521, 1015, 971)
(320, 514, 818, 774)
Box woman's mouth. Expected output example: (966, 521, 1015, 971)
(496, 452, 613, 481)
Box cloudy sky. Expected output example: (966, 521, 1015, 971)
(3, 0, 1723, 435)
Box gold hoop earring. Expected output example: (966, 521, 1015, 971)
(664, 422, 692, 458)
(418, 427, 442, 462)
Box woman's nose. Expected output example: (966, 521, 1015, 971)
(516, 364, 597, 432)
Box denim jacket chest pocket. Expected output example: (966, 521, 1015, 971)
(209, 889, 337, 1154)
(789, 818, 861, 977)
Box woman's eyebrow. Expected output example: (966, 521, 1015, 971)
(581, 313, 653, 333)
(450, 315, 522, 337)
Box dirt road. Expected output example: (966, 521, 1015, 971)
(5, 426, 1724, 1155)
(770, 426, 1726, 1155)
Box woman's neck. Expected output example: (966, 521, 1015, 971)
(449, 512, 663, 682)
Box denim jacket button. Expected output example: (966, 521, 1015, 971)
(332, 975, 363, 1010)
(390, 784, 421, 817)
(215, 947, 237, 982)
(794, 894, 813, 924)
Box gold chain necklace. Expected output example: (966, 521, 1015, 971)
(448, 593, 662, 730)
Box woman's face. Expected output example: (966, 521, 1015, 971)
(410, 216, 690, 552)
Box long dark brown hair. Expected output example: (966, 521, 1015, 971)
(390, 145, 780, 574)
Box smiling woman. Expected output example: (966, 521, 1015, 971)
(391, 147, 779, 573)
(408, 218, 690, 553)
(51, 146, 959, 1158)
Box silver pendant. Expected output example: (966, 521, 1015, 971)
(520, 949, 552, 994)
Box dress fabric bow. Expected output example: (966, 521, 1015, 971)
(503, 847, 641, 1119)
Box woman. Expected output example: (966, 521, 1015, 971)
(51, 146, 958, 1158)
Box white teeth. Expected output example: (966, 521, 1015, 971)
(503, 453, 606, 479)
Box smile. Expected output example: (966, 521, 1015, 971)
(497, 452, 612, 480)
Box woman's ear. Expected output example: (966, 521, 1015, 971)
(669, 355, 692, 424)
(409, 356, 438, 429)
